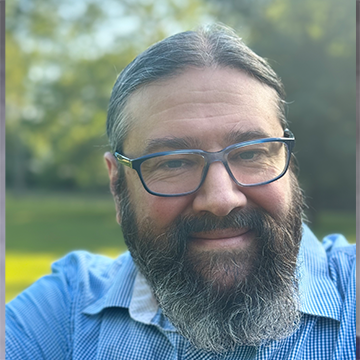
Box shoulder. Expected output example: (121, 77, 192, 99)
(322, 234, 356, 299)
(299, 225, 355, 315)
(322, 233, 356, 275)
(52, 250, 122, 274)
(322, 233, 356, 257)
(51, 251, 123, 288)
(6, 251, 130, 359)
(52, 250, 132, 307)
(322, 235, 356, 357)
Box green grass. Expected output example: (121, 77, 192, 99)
(6, 192, 127, 302)
(6, 192, 127, 255)
(6, 192, 356, 302)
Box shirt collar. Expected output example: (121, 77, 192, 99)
(297, 224, 342, 321)
(128, 271, 158, 324)
(82, 252, 172, 328)
(82, 252, 138, 315)
(83, 224, 342, 323)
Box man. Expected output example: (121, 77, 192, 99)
(6, 24, 355, 359)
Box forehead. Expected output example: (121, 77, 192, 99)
(124, 67, 282, 155)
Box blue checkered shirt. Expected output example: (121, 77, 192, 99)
(6, 225, 356, 359)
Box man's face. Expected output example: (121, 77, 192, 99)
(122, 67, 292, 245)
(106, 67, 303, 352)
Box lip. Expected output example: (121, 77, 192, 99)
(189, 228, 253, 250)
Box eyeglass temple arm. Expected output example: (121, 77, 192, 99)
(284, 128, 294, 138)
(114, 152, 133, 168)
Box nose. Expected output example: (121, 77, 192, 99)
(192, 162, 247, 217)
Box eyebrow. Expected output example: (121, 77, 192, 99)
(143, 136, 202, 155)
(224, 130, 273, 144)
(142, 130, 274, 155)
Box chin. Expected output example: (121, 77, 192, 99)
(185, 245, 260, 290)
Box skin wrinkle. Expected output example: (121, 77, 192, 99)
(141, 129, 277, 157)
(142, 103, 273, 129)
(126, 72, 279, 140)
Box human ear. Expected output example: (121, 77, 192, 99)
(104, 152, 122, 224)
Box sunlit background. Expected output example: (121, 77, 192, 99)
(6, 0, 356, 302)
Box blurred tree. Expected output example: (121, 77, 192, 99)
(6, 0, 356, 222)
(6, 0, 215, 191)
(207, 0, 356, 221)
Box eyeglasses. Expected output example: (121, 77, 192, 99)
(114, 129, 295, 197)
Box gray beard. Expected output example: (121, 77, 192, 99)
(118, 179, 304, 354)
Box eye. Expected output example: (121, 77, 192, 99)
(231, 149, 263, 162)
(239, 151, 256, 160)
(155, 157, 198, 172)
(162, 159, 187, 169)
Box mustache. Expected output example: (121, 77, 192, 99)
(168, 208, 273, 240)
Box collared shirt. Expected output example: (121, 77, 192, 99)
(6, 225, 356, 359)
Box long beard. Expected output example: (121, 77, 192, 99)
(118, 177, 304, 354)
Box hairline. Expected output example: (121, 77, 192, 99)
(119, 64, 287, 154)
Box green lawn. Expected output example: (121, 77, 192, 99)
(6, 192, 127, 302)
(6, 192, 356, 302)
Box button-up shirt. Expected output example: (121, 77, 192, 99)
(6, 225, 356, 359)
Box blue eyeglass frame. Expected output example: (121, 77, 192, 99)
(114, 129, 295, 197)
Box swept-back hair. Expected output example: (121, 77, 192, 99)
(106, 23, 287, 153)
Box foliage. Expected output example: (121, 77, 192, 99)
(6, 0, 356, 219)
(6, 0, 215, 191)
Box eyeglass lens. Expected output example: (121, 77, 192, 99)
(140, 141, 289, 195)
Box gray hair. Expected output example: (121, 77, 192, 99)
(106, 23, 287, 153)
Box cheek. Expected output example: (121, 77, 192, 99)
(125, 169, 192, 229)
(245, 174, 292, 219)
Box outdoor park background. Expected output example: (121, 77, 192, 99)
(6, 0, 356, 302)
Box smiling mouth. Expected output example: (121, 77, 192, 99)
(189, 228, 253, 250)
